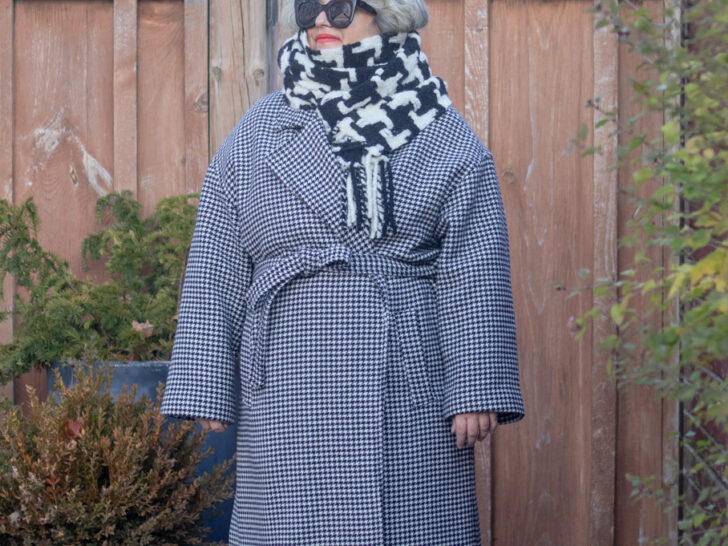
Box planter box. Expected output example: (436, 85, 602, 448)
(47, 359, 236, 543)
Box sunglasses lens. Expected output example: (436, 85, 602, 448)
(329, 1, 354, 27)
(296, 0, 319, 28)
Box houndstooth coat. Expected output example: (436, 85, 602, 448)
(160, 88, 525, 545)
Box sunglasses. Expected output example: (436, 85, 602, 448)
(294, 0, 378, 30)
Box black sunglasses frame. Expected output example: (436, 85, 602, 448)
(295, 0, 378, 30)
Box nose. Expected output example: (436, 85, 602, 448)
(314, 8, 329, 26)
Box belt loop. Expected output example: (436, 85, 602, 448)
(368, 272, 392, 327)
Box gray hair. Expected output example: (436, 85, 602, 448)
(278, 0, 429, 37)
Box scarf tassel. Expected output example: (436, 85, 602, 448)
(347, 162, 367, 230)
(344, 155, 397, 239)
(381, 159, 396, 237)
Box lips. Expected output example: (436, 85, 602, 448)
(316, 33, 340, 42)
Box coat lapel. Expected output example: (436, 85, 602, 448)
(264, 101, 376, 251)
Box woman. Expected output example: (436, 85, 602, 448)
(160, 0, 525, 544)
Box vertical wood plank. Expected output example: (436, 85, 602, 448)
(489, 2, 595, 543)
(590, 0, 619, 542)
(13, 0, 114, 273)
(209, 0, 267, 155)
(464, 0, 489, 144)
(0, 0, 14, 408)
(615, 1, 676, 543)
(266, 0, 280, 93)
(137, 0, 185, 214)
(419, 0, 464, 112)
(113, 0, 138, 196)
(662, 2, 681, 542)
(463, 2, 492, 543)
(272, 0, 293, 92)
(184, 0, 209, 190)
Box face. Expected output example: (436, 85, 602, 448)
(305, 0, 380, 50)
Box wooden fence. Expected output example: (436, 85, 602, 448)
(0, 0, 680, 543)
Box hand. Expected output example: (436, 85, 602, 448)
(197, 419, 228, 433)
(450, 412, 497, 448)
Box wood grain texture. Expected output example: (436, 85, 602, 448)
(0, 0, 14, 406)
(266, 0, 280, 94)
(184, 0, 209, 186)
(464, 0, 489, 145)
(137, 0, 185, 214)
(615, 1, 678, 544)
(462, 1, 493, 543)
(272, 0, 294, 93)
(13, 0, 113, 275)
(13, 0, 114, 409)
(209, 0, 268, 155)
(591, 0, 618, 542)
(419, 0, 464, 113)
(489, 1, 595, 544)
(113, 0, 138, 196)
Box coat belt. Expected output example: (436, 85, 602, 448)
(244, 243, 438, 399)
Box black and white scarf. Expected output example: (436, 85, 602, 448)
(277, 27, 452, 239)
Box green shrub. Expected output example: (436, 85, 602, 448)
(0, 361, 233, 545)
(0, 189, 198, 383)
(568, 1, 728, 543)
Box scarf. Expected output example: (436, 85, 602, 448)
(277, 27, 452, 239)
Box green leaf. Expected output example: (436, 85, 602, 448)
(578, 123, 588, 141)
(661, 120, 680, 145)
(628, 136, 646, 150)
(633, 167, 654, 187)
(610, 303, 625, 326)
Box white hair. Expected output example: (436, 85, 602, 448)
(279, 0, 429, 37)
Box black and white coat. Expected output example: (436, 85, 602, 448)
(160, 88, 526, 545)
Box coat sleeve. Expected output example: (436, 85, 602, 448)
(435, 150, 525, 425)
(160, 154, 253, 426)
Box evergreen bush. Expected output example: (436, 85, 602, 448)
(0, 189, 198, 383)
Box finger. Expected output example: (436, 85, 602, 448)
(466, 415, 479, 446)
(198, 419, 210, 431)
(478, 413, 490, 441)
(489, 412, 498, 434)
(452, 417, 465, 449)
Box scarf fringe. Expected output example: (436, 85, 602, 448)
(345, 153, 397, 240)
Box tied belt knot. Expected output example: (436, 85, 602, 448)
(244, 243, 438, 405)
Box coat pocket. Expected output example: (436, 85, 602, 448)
(238, 311, 262, 408)
(395, 305, 441, 408)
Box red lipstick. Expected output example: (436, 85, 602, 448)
(316, 33, 340, 42)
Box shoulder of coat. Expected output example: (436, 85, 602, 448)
(404, 103, 492, 177)
(214, 90, 285, 168)
(232, 89, 285, 139)
(437, 104, 493, 160)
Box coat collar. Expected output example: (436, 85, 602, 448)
(265, 98, 377, 251)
